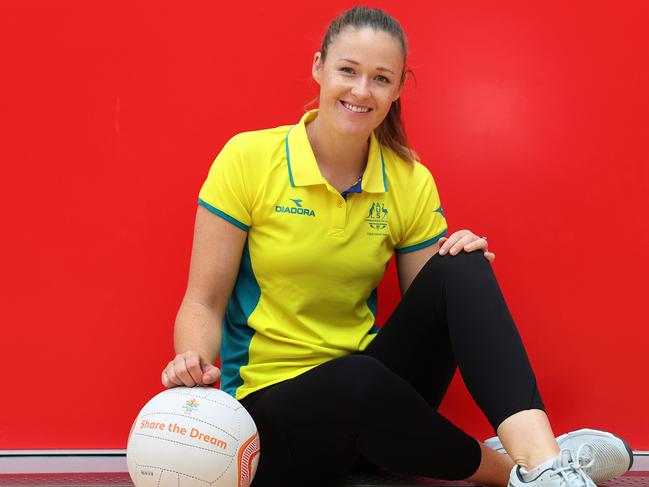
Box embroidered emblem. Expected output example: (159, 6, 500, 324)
(366, 201, 389, 235)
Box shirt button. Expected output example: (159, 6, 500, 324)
(337, 199, 344, 207)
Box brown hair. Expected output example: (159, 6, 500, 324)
(317, 6, 418, 162)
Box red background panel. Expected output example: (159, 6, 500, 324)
(0, 1, 647, 449)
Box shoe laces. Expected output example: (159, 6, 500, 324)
(574, 443, 596, 469)
(550, 446, 595, 487)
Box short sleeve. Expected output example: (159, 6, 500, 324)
(395, 163, 448, 253)
(198, 135, 253, 231)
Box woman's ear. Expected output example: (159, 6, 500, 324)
(312, 52, 322, 84)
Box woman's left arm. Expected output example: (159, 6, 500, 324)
(396, 230, 494, 295)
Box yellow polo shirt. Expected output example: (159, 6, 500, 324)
(198, 109, 447, 400)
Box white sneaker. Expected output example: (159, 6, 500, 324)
(486, 428, 633, 484)
(508, 448, 596, 487)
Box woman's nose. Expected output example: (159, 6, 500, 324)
(351, 77, 371, 98)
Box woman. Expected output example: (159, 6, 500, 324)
(161, 7, 632, 487)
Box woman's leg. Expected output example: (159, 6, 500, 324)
(241, 354, 483, 487)
(364, 251, 558, 473)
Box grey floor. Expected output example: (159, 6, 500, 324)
(0, 455, 647, 487)
(0, 472, 648, 486)
(0, 471, 649, 487)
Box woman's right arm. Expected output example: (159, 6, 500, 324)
(162, 205, 248, 388)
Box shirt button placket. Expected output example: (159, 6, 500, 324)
(332, 196, 346, 232)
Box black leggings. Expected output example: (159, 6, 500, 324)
(241, 251, 544, 486)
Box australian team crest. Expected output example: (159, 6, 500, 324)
(182, 398, 200, 413)
(366, 201, 389, 235)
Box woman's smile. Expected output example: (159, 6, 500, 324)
(340, 100, 372, 113)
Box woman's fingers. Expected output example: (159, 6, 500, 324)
(163, 353, 200, 388)
(445, 233, 475, 256)
(184, 354, 205, 386)
(465, 237, 495, 263)
(439, 231, 494, 261)
(161, 369, 172, 388)
(202, 364, 222, 385)
(463, 236, 488, 252)
(451, 235, 477, 255)
(163, 361, 183, 388)
(438, 232, 466, 255)
(169, 358, 193, 387)
(161, 352, 221, 388)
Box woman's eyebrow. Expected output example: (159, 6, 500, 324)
(339, 58, 396, 75)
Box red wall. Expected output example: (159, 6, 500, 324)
(1, 1, 647, 450)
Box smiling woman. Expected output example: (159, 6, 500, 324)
(162, 6, 632, 487)
(307, 27, 406, 191)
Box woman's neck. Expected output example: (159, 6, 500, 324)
(306, 115, 369, 190)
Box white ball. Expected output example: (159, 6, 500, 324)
(127, 387, 260, 487)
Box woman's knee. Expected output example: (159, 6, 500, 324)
(424, 249, 493, 284)
(439, 248, 488, 267)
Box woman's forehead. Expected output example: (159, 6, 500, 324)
(326, 28, 404, 68)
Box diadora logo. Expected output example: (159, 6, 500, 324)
(275, 198, 316, 217)
(366, 201, 389, 235)
(432, 205, 445, 218)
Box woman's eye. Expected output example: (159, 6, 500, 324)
(376, 75, 390, 83)
(340, 67, 354, 74)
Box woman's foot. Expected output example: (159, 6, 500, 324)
(486, 428, 633, 484)
(508, 449, 595, 487)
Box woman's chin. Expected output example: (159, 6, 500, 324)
(316, 104, 372, 138)
(333, 119, 373, 139)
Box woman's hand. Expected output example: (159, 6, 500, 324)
(161, 351, 221, 388)
(438, 230, 495, 263)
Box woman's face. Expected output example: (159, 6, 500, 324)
(312, 27, 405, 139)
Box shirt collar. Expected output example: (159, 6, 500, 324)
(285, 109, 388, 193)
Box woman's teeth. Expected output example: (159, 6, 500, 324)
(342, 101, 370, 113)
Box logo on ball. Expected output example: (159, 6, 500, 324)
(183, 398, 200, 413)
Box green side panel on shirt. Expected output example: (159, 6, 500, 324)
(220, 240, 260, 397)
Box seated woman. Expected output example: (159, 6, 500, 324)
(161, 6, 633, 487)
